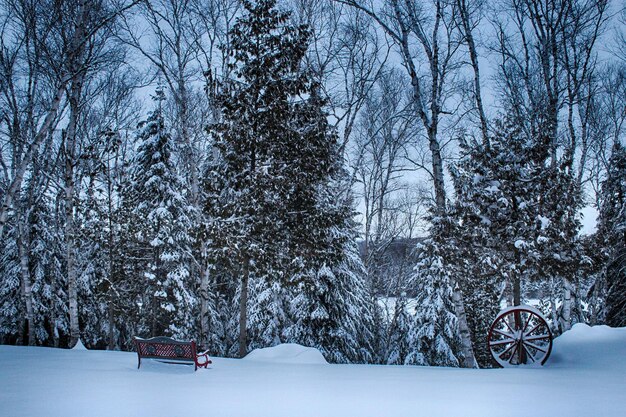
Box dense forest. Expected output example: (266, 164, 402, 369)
(0, 0, 624, 368)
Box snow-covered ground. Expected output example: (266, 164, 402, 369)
(1, 324, 625, 417)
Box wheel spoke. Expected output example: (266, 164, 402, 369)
(524, 334, 550, 342)
(489, 338, 516, 347)
(497, 341, 517, 359)
(522, 344, 537, 363)
(524, 341, 547, 353)
(507, 343, 519, 364)
(492, 328, 515, 339)
(524, 322, 543, 336)
(502, 318, 516, 333)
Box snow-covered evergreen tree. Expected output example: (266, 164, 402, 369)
(337, 238, 378, 363)
(124, 87, 196, 339)
(385, 293, 412, 365)
(203, 0, 310, 357)
(448, 115, 584, 365)
(0, 223, 23, 342)
(284, 234, 377, 364)
(597, 142, 626, 327)
(204, 0, 375, 361)
(246, 277, 285, 351)
(0, 179, 68, 347)
(406, 227, 462, 367)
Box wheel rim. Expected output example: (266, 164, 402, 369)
(488, 306, 552, 367)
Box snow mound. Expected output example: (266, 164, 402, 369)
(549, 323, 626, 370)
(71, 339, 87, 350)
(243, 343, 328, 365)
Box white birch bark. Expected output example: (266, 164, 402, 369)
(452, 283, 478, 368)
(65, 132, 79, 348)
(17, 215, 35, 345)
(64, 0, 90, 348)
(560, 278, 573, 332)
(199, 239, 212, 349)
(455, 0, 489, 146)
(0, 84, 66, 239)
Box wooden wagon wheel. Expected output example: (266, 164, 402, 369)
(487, 305, 553, 367)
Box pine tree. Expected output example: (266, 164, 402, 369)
(406, 226, 462, 367)
(597, 142, 626, 327)
(246, 276, 285, 351)
(0, 224, 23, 343)
(203, 0, 311, 357)
(385, 293, 412, 365)
(448, 116, 585, 365)
(204, 0, 375, 361)
(124, 87, 196, 339)
(336, 237, 378, 363)
(284, 234, 377, 364)
(448, 126, 526, 367)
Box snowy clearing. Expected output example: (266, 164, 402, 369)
(1, 324, 625, 417)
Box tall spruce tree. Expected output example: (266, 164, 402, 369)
(385, 292, 412, 365)
(204, 0, 374, 361)
(283, 230, 377, 364)
(406, 219, 464, 367)
(246, 276, 285, 351)
(597, 142, 626, 327)
(449, 116, 584, 366)
(124, 88, 196, 339)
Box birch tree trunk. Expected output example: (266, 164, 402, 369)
(17, 214, 35, 346)
(560, 278, 573, 332)
(64, 0, 91, 349)
(199, 240, 212, 349)
(456, 0, 489, 146)
(0, 84, 66, 239)
(453, 283, 478, 368)
(65, 134, 79, 348)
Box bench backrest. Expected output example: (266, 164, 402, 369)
(134, 336, 197, 361)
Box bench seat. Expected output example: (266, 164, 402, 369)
(133, 336, 212, 371)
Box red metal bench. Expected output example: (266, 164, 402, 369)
(133, 336, 212, 371)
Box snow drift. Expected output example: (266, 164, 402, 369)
(243, 343, 328, 365)
(1, 323, 624, 417)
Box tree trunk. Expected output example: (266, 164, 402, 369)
(65, 0, 92, 349)
(65, 78, 84, 349)
(428, 126, 447, 213)
(65, 158, 79, 348)
(452, 283, 478, 368)
(513, 274, 521, 307)
(457, 0, 489, 146)
(17, 216, 35, 346)
(50, 277, 59, 348)
(239, 258, 250, 358)
(200, 256, 211, 349)
(0, 83, 66, 239)
(107, 303, 115, 350)
(560, 278, 572, 332)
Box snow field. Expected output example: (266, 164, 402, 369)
(1, 323, 625, 417)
